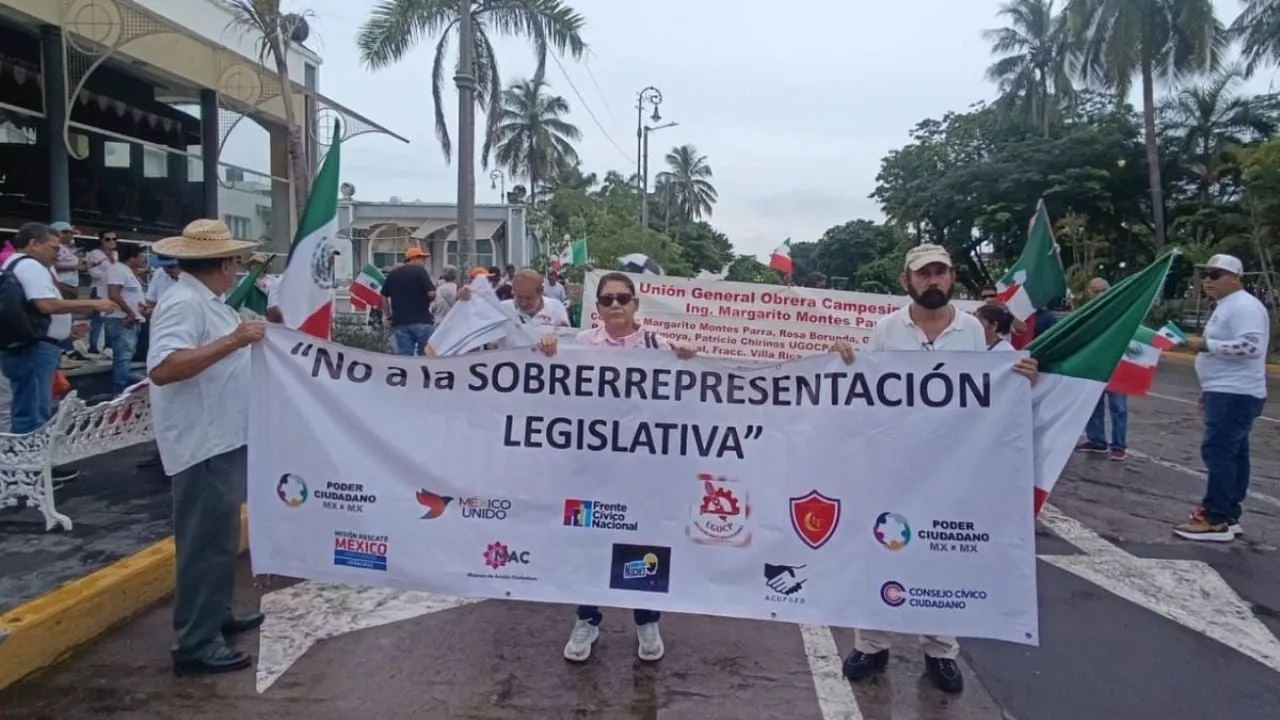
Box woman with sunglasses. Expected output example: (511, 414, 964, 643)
(538, 271, 695, 664)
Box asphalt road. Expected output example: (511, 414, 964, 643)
(3, 357, 1279, 720)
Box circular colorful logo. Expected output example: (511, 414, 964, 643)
(880, 581, 906, 607)
(873, 512, 912, 550)
(277, 473, 308, 508)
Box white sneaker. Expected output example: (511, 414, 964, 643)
(1230, 522, 1244, 537)
(563, 618, 599, 662)
(636, 621, 664, 662)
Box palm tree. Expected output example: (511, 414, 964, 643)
(227, 0, 312, 218)
(1233, 0, 1280, 74)
(1164, 68, 1276, 203)
(983, 0, 1077, 137)
(491, 78, 581, 203)
(1065, 0, 1225, 249)
(656, 144, 718, 224)
(357, 0, 586, 268)
(543, 163, 597, 194)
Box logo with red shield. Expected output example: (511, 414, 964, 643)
(789, 490, 842, 550)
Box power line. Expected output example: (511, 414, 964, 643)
(583, 49, 628, 138)
(549, 51, 634, 165)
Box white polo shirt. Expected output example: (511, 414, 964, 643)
(870, 304, 988, 352)
(105, 262, 145, 319)
(2, 253, 71, 340)
(147, 273, 249, 476)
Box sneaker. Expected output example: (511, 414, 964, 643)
(1189, 506, 1243, 537)
(636, 621, 664, 662)
(562, 618, 599, 663)
(85, 347, 100, 356)
(841, 649, 889, 682)
(1076, 440, 1107, 453)
(52, 467, 79, 482)
(59, 355, 84, 370)
(1108, 448, 1127, 461)
(67, 351, 90, 362)
(924, 655, 964, 694)
(1173, 519, 1235, 542)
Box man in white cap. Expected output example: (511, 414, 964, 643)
(1174, 254, 1271, 542)
(147, 218, 265, 676)
(832, 243, 1038, 695)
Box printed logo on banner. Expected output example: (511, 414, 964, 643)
(609, 544, 671, 594)
(310, 480, 377, 513)
(416, 489, 453, 519)
(458, 496, 513, 521)
(277, 473, 308, 508)
(687, 474, 750, 546)
(873, 513, 990, 554)
(880, 580, 989, 610)
(332, 530, 388, 572)
(763, 563, 807, 604)
(873, 512, 912, 550)
(789, 490, 841, 549)
(563, 499, 638, 531)
(466, 541, 537, 582)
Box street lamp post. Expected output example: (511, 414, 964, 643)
(635, 86, 662, 226)
(641, 121, 678, 229)
(454, 0, 477, 271)
(490, 169, 506, 201)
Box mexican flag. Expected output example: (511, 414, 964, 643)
(350, 264, 385, 311)
(226, 263, 270, 316)
(1152, 321, 1187, 350)
(1028, 250, 1177, 514)
(1106, 325, 1164, 396)
(554, 238, 588, 271)
(769, 239, 793, 275)
(277, 123, 341, 339)
(997, 200, 1067, 321)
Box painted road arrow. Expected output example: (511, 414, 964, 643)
(1038, 503, 1280, 674)
(256, 580, 484, 693)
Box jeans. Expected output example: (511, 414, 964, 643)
(576, 605, 660, 627)
(392, 322, 434, 356)
(1200, 391, 1267, 524)
(88, 287, 103, 351)
(0, 341, 62, 434)
(1085, 391, 1128, 450)
(104, 318, 139, 393)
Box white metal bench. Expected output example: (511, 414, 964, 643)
(0, 388, 154, 531)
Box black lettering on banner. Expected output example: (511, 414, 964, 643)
(502, 415, 764, 459)
(385, 366, 408, 388)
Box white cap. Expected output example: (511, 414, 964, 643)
(904, 244, 952, 272)
(1205, 254, 1244, 276)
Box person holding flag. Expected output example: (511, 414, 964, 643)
(1075, 277, 1128, 461)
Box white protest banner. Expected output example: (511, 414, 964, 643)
(249, 328, 1039, 645)
(583, 271, 980, 362)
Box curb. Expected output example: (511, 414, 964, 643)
(1161, 350, 1280, 375)
(0, 504, 250, 691)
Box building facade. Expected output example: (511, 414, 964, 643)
(0, 0, 402, 250)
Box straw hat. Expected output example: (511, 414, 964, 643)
(153, 219, 259, 259)
(248, 252, 275, 267)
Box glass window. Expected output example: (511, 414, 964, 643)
(446, 239, 494, 269)
(103, 141, 130, 168)
(224, 214, 252, 238)
(0, 117, 37, 145)
(187, 145, 202, 180)
(142, 146, 168, 178)
(372, 252, 400, 270)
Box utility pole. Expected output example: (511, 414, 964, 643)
(640, 121, 678, 229)
(635, 86, 662, 227)
(455, 0, 477, 270)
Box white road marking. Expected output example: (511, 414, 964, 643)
(1126, 449, 1280, 510)
(800, 624, 863, 720)
(1145, 391, 1279, 424)
(255, 581, 483, 693)
(1038, 504, 1280, 674)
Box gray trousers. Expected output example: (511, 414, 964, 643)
(171, 446, 246, 660)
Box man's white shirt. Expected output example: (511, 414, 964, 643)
(146, 270, 179, 304)
(2, 253, 70, 340)
(501, 296, 570, 327)
(870, 304, 988, 352)
(105, 263, 145, 319)
(1196, 289, 1271, 398)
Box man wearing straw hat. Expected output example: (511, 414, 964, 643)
(147, 219, 266, 676)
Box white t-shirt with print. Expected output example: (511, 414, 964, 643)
(500, 296, 570, 327)
(105, 263, 145, 319)
(2, 253, 70, 339)
(86, 248, 116, 296)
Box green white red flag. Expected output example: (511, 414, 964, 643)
(769, 239, 793, 275)
(997, 200, 1068, 321)
(1106, 325, 1164, 396)
(277, 123, 341, 339)
(350, 263, 385, 311)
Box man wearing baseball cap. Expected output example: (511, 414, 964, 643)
(832, 243, 1038, 695)
(380, 246, 436, 356)
(1175, 254, 1271, 542)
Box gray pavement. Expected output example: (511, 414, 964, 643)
(3, 361, 1280, 719)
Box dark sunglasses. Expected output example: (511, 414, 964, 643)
(103, 236, 117, 242)
(1205, 270, 1229, 280)
(597, 293, 634, 307)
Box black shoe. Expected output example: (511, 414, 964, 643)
(86, 347, 100, 355)
(842, 649, 889, 682)
(173, 647, 252, 676)
(924, 655, 964, 694)
(67, 351, 90, 362)
(52, 467, 79, 482)
(222, 612, 264, 636)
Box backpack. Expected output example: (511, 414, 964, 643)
(0, 255, 52, 350)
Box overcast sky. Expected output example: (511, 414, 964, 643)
(221, 0, 1272, 260)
